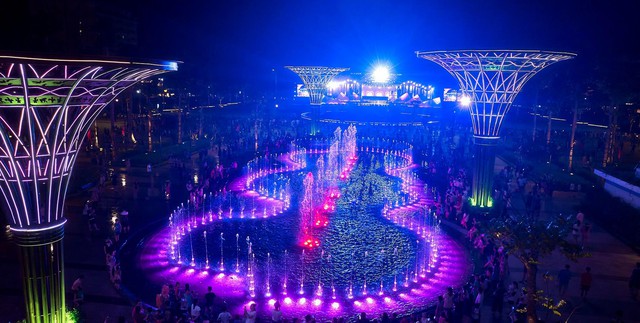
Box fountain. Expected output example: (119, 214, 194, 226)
(134, 126, 470, 320)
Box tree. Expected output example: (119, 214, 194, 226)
(487, 215, 584, 323)
(589, 58, 640, 167)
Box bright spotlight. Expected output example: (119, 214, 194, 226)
(371, 65, 391, 83)
(459, 95, 472, 107)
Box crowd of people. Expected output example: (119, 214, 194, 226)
(68, 113, 640, 323)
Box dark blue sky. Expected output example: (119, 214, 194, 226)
(135, 0, 639, 87)
(5, 0, 638, 91)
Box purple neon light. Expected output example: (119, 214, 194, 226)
(135, 141, 470, 320)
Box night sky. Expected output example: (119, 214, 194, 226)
(6, 0, 640, 89)
(133, 0, 639, 84)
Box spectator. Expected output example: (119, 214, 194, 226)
(104, 238, 114, 256)
(204, 286, 216, 313)
(156, 284, 170, 311)
(271, 301, 283, 323)
(491, 281, 505, 319)
(132, 303, 148, 323)
(113, 218, 122, 243)
(217, 304, 232, 323)
(357, 312, 369, 323)
(580, 267, 593, 299)
(244, 303, 256, 323)
(558, 264, 571, 298)
(112, 265, 122, 290)
(571, 221, 580, 244)
(71, 274, 84, 294)
(120, 210, 130, 234)
(191, 299, 201, 321)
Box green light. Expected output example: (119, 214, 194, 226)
(0, 95, 25, 105)
(67, 308, 80, 322)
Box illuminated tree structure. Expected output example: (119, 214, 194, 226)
(0, 55, 177, 322)
(285, 66, 349, 105)
(285, 66, 349, 135)
(416, 50, 575, 208)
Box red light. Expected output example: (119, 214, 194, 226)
(301, 236, 321, 248)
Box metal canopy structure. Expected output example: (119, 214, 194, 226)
(416, 50, 575, 138)
(416, 50, 575, 208)
(0, 55, 176, 322)
(285, 66, 349, 105)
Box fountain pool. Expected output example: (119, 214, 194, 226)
(131, 130, 470, 320)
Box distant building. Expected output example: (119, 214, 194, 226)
(297, 73, 436, 107)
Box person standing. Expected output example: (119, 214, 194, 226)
(443, 287, 455, 319)
(217, 304, 232, 323)
(244, 303, 257, 323)
(357, 312, 369, 323)
(491, 281, 506, 319)
(132, 303, 147, 323)
(113, 218, 122, 243)
(156, 285, 170, 312)
(579, 267, 593, 299)
(120, 210, 130, 234)
(271, 301, 283, 323)
(558, 265, 572, 298)
(571, 221, 581, 244)
(190, 299, 201, 322)
(204, 286, 216, 314)
(71, 274, 84, 295)
(183, 283, 193, 313)
(629, 262, 640, 300)
(576, 211, 585, 225)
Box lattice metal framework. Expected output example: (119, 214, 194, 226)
(285, 66, 349, 105)
(0, 56, 175, 323)
(0, 56, 176, 229)
(416, 50, 575, 138)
